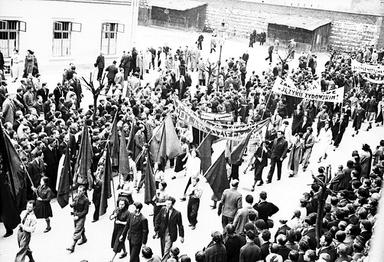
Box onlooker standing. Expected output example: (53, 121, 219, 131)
(253, 191, 279, 226)
(233, 194, 257, 234)
(218, 179, 242, 229)
(105, 60, 119, 94)
(204, 231, 226, 262)
(94, 52, 105, 81)
(239, 230, 261, 262)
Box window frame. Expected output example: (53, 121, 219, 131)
(52, 21, 72, 57)
(0, 20, 23, 58)
(101, 22, 124, 55)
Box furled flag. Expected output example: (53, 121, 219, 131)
(56, 146, 72, 208)
(110, 115, 119, 167)
(144, 152, 156, 205)
(119, 130, 130, 178)
(197, 133, 214, 174)
(150, 115, 183, 163)
(0, 124, 27, 229)
(99, 144, 113, 217)
(73, 124, 93, 190)
(230, 131, 252, 165)
(204, 151, 229, 200)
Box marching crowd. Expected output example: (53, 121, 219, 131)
(0, 33, 383, 262)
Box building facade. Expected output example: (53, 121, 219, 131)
(0, 0, 137, 75)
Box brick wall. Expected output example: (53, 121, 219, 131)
(196, 0, 383, 51)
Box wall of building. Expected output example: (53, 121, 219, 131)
(0, 0, 134, 71)
(195, 0, 384, 51)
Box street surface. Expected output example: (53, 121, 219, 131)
(0, 25, 379, 262)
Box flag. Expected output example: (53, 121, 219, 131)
(73, 124, 93, 190)
(197, 133, 214, 174)
(204, 151, 229, 200)
(110, 115, 119, 167)
(56, 147, 72, 208)
(0, 124, 27, 229)
(144, 152, 156, 205)
(119, 130, 130, 177)
(230, 131, 252, 165)
(99, 144, 113, 217)
(150, 115, 183, 163)
(192, 126, 202, 146)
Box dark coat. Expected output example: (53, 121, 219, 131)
(70, 193, 90, 219)
(225, 234, 244, 262)
(253, 201, 279, 221)
(95, 55, 105, 69)
(154, 207, 184, 242)
(204, 242, 227, 262)
(122, 212, 149, 245)
(239, 242, 261, 262)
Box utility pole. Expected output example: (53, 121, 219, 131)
(129, 0, 140, 49)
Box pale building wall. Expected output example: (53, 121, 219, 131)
(0, 0, 134, 71)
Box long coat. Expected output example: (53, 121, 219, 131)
(287, 139, 303, 175)
(352, 108, 365, 130)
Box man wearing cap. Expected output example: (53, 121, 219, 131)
(218, 179, 243, 229)
(266, 130, 288, 183)
(120, 202, 149, 262)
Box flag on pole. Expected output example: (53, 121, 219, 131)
(0, 124, 27, 229)
(73, 124, 93, 190)
(204, 151, 229, 200)
(56, 146, 72, 208)
(230, 131, 252, 165)
(144, 152, 156, 205)
(197, 133, 214, 174)
(110, 115, 119, 167)
(150, 115, 183, 163)
(119, 130, 130, 177)
(99, 144, 112, 217)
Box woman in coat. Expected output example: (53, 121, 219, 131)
(32, 176, 53, 233)
(317, 122, 332, 163)
(24, 50, 38, 77)
(109, 198, 130, 261)
(288, 133, 304, 177)
(360, 144, 373, 178)
(352, 103, 365, 137)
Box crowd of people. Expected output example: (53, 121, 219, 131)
(0, 30, 383, 262)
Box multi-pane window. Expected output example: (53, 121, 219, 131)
(101, 23, 124, 55)
(52, 21, 81, 57)
(0, 20, 26, 58)
(52, 21, 71, 57)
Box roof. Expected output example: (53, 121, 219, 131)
(148, 0, 207, 11)
(268, 15, 332, 31)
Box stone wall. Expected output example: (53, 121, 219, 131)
(196, 0, 383, 51)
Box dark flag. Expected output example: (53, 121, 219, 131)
(197, 133, 214, 174)
(144, 153, 156, 205)
(127, 120, 138, 151)
(204, 151, 229, 200)
(0, 124, 27, 229)
(56, 147, 72, 208)
(150, 115, 183, 163)
(73, 124, 93, 190)
(99, 144, 112, 217)
(119, 130, 130, 178)
(230, 131, 252, 165)
(192, 127, 202, 146)
(110, 116, 119, 167)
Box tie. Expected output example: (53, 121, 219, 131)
(22, 212, 30, 225)
(165, 209, 170, 228)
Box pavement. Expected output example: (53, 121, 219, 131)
(0, 25, 380, 262)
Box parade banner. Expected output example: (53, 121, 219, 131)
(175, 100, 270, 140)
(352, 60, 384, 75)
(272, 77, 344, 103)
(200, 111, 234, 122)
(362, 75, 384, 84)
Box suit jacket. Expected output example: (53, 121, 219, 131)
(219, 188, 242, 218)
(122, 212, 149, 245)
(205, 243, 227, 262)
(154, 207, 184, 242)
(270, 137, 288, 159)
(225, 234, 243, 262)
(239, 242, 261, 262)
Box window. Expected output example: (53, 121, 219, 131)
(101, 23, 124, 55)
(52, 21, 81, 57)
(0, 20, 26, 58)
